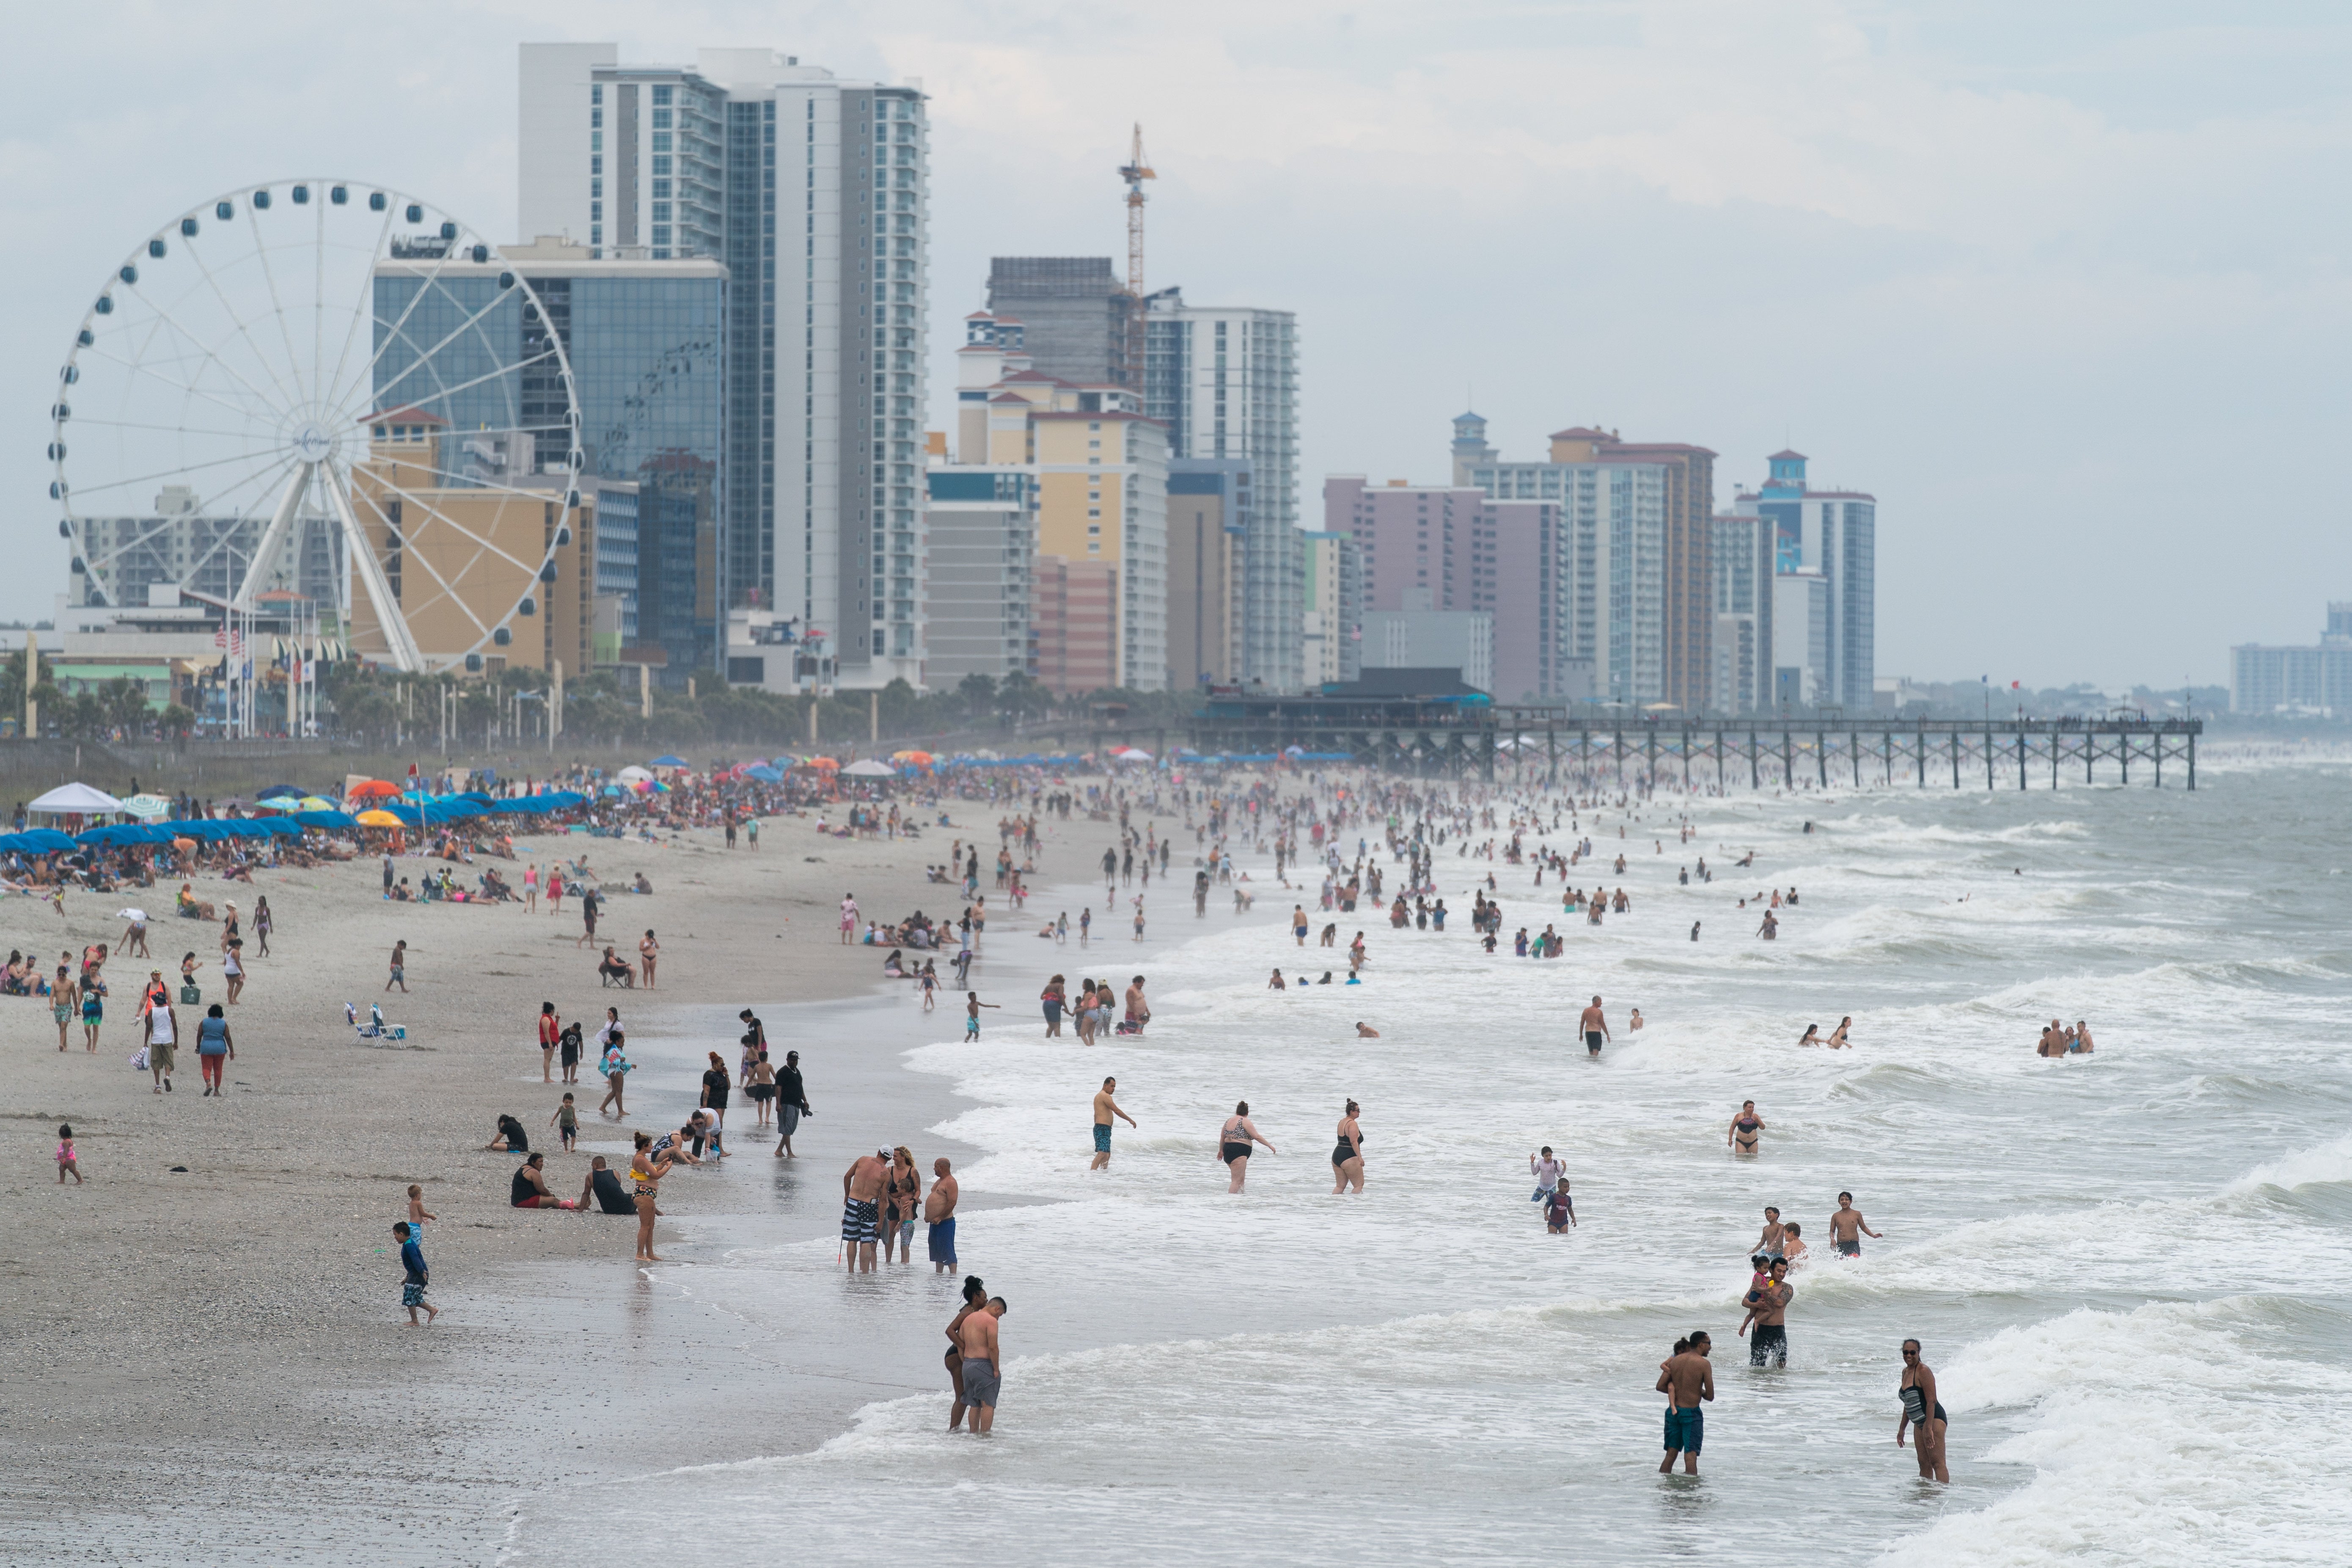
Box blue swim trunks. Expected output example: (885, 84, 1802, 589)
(1092, 1123, 1111, 1153)
(1664, 1405, 1703, 1453)
(927, 1216, 957, 1264)
(402, 1282, 426, 1308)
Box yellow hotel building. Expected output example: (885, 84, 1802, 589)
(347, 412, 596, 677)
(955, 314, 1167, 690)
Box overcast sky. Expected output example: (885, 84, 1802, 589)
(7, 1, 2346, 686)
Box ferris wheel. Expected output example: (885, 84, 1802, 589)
(49, 179, 583, 673)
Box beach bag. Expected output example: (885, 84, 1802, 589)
(180, 983, 201, 1005)
(129, 1047, 149, 1070)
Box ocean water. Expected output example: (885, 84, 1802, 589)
(502, 755, 2352, 1565)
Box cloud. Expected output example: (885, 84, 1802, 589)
(3, 0, 2346, 682)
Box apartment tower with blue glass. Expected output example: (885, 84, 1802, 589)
(518, 43, 929, 692)
(1748, 449, 1875, 712)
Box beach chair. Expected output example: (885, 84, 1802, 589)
(345, 1001, 407, 1042)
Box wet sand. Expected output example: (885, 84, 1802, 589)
(0, 805, 1115, 1563)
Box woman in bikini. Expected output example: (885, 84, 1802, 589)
(885, 1147, 923, 1263)
(1796, 1023, 1822, 1048)
(1825, 1016, 1852, 1049)
(1728, 1100, 1765, 1155)
(1331, 1099, 1365, 1194)
(1218, 1100, 1276, 1193)
(630, 1132, 670, 1262)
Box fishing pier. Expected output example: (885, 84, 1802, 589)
(1182, 698, 2202, 789)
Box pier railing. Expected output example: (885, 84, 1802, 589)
(1178, 707, 2202, 788)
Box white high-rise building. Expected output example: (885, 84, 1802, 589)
(1142, 289, 1301, 690)
(518, 43, 930, 691)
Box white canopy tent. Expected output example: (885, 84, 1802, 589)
(840, 758, 898, 778)
(28, 782, 125, 816)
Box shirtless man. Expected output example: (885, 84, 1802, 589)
(1753, 1205, 1785, 1263)
(2037, 1021, 2062, 1057)
(1123, 975, 1150, 1036)
(1656, 1331, 1714, 1474)
(925, 1156, 960, 1273)
(1578, 995, 1610, 1057)
(956, 1295, 1009, 1435)
(841, 1148, 888, 1272)
(1355, 1021, 1380, 1038)
(1828, 1190, 1882, 1258)
(1739, 1258, 1795, 1366)
(1898, 1339, 1950, 1482)
(1091, 1076, 1136, 1170)
(2071, 1019, 2095, 1053)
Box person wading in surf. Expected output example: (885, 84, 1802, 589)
(1897, 1339, 1950, 1483)
(1828, 1191, 1882, 1258)
(1656, 1332, 1714, 1474)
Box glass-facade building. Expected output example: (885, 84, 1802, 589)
(1141, 289, 1302, 691)
(1756, 449, 1875, 712)
(520, 44, 930, 692)
(370, 252, 726, 680)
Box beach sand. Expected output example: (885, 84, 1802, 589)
(0, 802, 1121, 1563)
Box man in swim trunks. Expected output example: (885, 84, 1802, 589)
(1091, 1076, 1135, 1170)
(1897, 1339, 1950, 1482)
(956, 1295, 1008, 1436)
(1656, 1331, 1713, 1474)
(925, 1157, 960, 1273)
(842, 1148, 887, 1272)
(1740, 1259, 1794, 1366)
(1828, 1191, 1882, 1257)
(1579, 995, 1610, 1056)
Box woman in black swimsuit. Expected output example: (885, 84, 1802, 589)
(1898, 1339, 1950, 1482)
(1728, 1100, 1764, 1155)
(1219, 1101, 1276, 1193)
(1331, 1099, 1365, 1194)
(882, 1147, 922, 1263)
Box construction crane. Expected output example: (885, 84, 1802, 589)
(1119, 124, 1155, 296)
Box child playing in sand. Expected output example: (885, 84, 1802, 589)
(55, 1123, 81, 1185)
(395, 1221, 436, 1325)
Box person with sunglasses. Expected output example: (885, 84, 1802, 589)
(1898, 1340, 1950, 1482)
